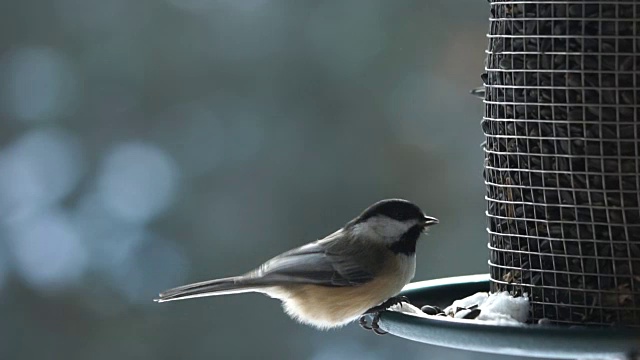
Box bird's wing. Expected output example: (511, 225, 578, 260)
(252, 231, 377, 287)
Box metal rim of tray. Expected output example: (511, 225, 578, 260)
(374, 274, 640, 359)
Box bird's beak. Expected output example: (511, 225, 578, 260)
(422, 215, 439, 226)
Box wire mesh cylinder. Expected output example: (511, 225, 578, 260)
(483, 1, 640, 326)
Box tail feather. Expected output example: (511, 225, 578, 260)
(154, 276, 263, 303)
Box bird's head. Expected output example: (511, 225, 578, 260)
(345, 199, 438, 254)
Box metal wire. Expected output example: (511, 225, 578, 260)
(483, 0, 640, 326)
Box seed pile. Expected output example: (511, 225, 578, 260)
(483, 1, 640, 326)
(421, 304, 482, 320)
(420, 292, 530, 324)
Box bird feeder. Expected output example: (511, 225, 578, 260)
(367, 1, 640, 358)
(484, 0, 639, 327)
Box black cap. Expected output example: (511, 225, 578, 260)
(355, 199, 426, 223)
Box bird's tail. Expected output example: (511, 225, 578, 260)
(154, 276, 266, 303)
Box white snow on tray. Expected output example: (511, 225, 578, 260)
(388, 302, 425, 315)
(390, 291, 530, 325)
(475, 291, 529, 323)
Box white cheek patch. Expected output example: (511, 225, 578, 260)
(350, 223, 375, 240)
(352, 217, 419, 243)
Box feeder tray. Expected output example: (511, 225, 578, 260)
(371, 275, 640, 359)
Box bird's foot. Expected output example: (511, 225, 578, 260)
(358, 296, 411, 335)
(358, 313, 387, 335)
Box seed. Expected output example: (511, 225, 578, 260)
(421, 305, 443, 316)
(463, 309, 483, 320)
(454, 309, 473, 319)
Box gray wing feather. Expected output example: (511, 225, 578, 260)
(252, 233, 376, 287)
(154, 230, 379, 302)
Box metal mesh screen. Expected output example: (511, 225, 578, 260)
(483, 0, 640, 326)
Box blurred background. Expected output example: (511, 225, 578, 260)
(0, 1, 511, 359)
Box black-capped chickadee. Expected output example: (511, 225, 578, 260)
(155, 199, 438, 333)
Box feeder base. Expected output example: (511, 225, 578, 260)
(372, 274, 640, 359)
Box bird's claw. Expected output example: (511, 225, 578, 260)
(359, 295, 411, 335)
(358, 313, 387, 335)
(358, 315, 373, 330)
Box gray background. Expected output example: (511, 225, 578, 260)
(0, 1, 532, 359)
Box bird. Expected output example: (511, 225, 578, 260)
(155, 198, 438, 334)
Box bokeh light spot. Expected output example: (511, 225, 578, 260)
(1, 46, 78, 122)
(5, 209, 89, 292)
(0, 128, 84, 223)
(97, 142, 179, 224)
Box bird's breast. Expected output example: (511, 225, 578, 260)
(274, 254, 416, 329)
